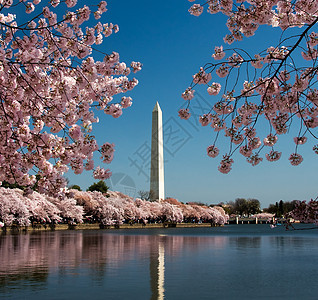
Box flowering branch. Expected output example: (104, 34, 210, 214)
(0, 0, 141, 196)
(180, 0, 318, 173)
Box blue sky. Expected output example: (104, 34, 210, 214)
(65, 0, 318, 208)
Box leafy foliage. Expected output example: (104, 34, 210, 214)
(87, 181, 108, 194)
(69, 185, 82, 191)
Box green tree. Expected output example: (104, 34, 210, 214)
(278, 200, 284, 217)
(283, 201, 298, 215)
(263, 204, 278, 215)
(224, 201, 235, 215)
(69, 185, 82, 191)
(87, 181, 108, 194)
(234, 198, 248, 216)
(246, 198, 261, 216)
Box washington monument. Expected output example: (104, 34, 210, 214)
(150, 102, 165, 201)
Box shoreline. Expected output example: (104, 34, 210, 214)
(1, 222, 215, 233)
(0, 218, 274, 233)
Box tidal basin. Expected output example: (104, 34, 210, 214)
(1, 225, 318, 300)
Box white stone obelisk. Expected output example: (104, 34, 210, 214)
(150, 102, 165, 201)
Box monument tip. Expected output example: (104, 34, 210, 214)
(153, 101, 161, 112)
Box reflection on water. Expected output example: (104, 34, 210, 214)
(229, 236, 262, 249)
(0, 231, 227, 299)
(150, 238, 165, 300)
(0, 225, 318, 299)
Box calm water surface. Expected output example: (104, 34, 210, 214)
(1, 224, 318, 300)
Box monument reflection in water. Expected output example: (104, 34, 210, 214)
(1, 226, 318, 299)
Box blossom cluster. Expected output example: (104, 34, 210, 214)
(180, 0, 318, 173)
(0, 1, 141, 196)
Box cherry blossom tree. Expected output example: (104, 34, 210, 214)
(0, 0, 141, 196)
(181, 0, 318, 173)
(289, 198, 318, 223)
(191, 204, 212, 221)
(98, 201, 122, 226)
(148, 200, 162, 220)
(23, 189, 62, 223)
(180, 204, 200, 222)
(70, 189, 97, 214)
(0, 188, 30, 226)
(134, 198, 152, 222)
(161, 202, 183, 223)
(210, 205, 229, 224)
(47, 195, 83, 223)
(74, 190, 126, 225)
(122, 198, 138, 222)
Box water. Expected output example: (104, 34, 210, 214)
(1, 224, 318, 300)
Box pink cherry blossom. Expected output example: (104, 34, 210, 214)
(188, 4, 203, 16)
(178, 108, 191, 120)
(293, 136, 307, 145)
(182, 87, 195, 100)
(69, 125, 82, 140)
(207, 145, 219, 158)
(199, 113, 212, 126)
(263, 134, 278, 146)
(121, 96, 132, 108)
(289, 153, 303, 166)
(131, 61, 142, 73)
(211, 118, 226, 132)
(265, 150, 282, 162)
(207, 82, 222, 95)
(100, 142, 115, 163)
(105, 104, 123, 118)
(248, 137, 261, 150)
(193, 67, 212, 84)
(25, 2, 35, 13)
(250, 54, 263, 69)
(93, 167, 112, 180)
(218, 155, 234, 174)
(216, 64, 229, 78)
(247, 154, 263, 166)
(212, 46, 226, 60)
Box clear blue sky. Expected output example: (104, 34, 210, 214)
(67, 0, 318, 209)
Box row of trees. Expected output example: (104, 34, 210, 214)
(223, 198, 316, 223)
(0, 187, 229, 228)
(263, 200, 298, 217)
